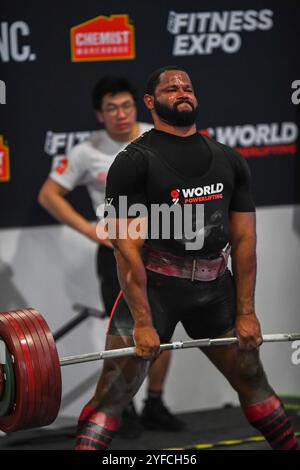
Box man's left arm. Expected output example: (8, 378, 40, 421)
(229, 211, 263, 350)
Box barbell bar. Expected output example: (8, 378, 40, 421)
(0, 308, 299, 434)
(59, 333, 300, 366)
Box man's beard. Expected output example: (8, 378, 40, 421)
(153, 98, 199, 127)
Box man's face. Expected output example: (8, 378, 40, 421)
(152, 70, 199, 126)
(97, 92, 137, 137)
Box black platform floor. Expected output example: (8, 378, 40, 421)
(0, 407, 299, 450)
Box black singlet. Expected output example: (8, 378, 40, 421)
(105, 129, 255, 258)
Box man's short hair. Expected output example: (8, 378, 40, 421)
(92, 76, 137, 111)
(145, 66, 188, 95)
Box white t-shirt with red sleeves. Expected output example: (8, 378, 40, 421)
(50, 122, 152, 214)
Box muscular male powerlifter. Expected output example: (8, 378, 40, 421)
(75, 67, 300, 451)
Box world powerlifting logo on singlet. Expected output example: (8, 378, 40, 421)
(170, 183, 223, 204)
(101, 184, 224, 251)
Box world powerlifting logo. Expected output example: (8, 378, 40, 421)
(167, 9, 273, 55)
(170, 184, 223, 204)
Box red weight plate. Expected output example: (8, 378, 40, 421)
(20, 309, 56, 427)
(3, 312, 37, 430)
(0, 365, 4, 400)
(17, 309, 52, 427)
(0, 312, 30, 432)
(23, 309, 61, 426)
(12, 310, 46, 429)
(25, 309, 61, 426)
(33, 309, 62, 425)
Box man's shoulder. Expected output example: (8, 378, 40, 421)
(138, 122, 153, 134)
(132, 124, 154, 148)
(205, 135, 244, 166)
(67, 131, 105, 155)
(89, 129, 113, 152)
(91, 125, 152, 155)
(207, 137, 251, 179)
(123, 127, 153, 158)
(113, 135, 151, 175)
(109, 123, 153, 167)
(69, 130, 116, 159)
(66, 138, 94, 162)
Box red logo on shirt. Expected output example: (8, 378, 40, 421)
(170, 189, 179, 198)
(55, 158, 68, 175)
(170, 189, 180, 204)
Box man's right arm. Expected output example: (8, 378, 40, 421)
(105, 146, 159, 358)
(38, 178, 111, 246)
(111, 218, 160, 360)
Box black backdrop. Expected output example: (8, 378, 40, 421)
(1, 0, 299, 228)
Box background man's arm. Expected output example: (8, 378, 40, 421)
(38, 178, 112, 246)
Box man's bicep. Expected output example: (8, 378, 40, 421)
(49, 147, 87, 190)
(228, 211, 256, 243)
(43, 177, 69, 196)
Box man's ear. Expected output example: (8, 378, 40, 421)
(144, 94, 154, 110)
(96, 110, 104, 123)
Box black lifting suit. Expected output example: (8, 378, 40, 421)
(104, 129, 255, 340)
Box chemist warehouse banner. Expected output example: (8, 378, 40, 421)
(0, 0, 299, 228)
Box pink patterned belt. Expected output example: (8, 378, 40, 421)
(143, 244, 231, 282)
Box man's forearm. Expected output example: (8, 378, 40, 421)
(231, 235, 257, 315)
(114, 245, 153, 327)
(39, 190, 91, 234)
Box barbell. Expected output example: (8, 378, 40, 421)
(0, 308, 299, 433)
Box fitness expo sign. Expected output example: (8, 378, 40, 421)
(167, 9, 273, 55)
(44, 130, 91, 156)
(70, 14, 135, 62)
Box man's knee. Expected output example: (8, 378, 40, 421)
(236, 350, 265, 383)
(94, 355, 149, 406)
